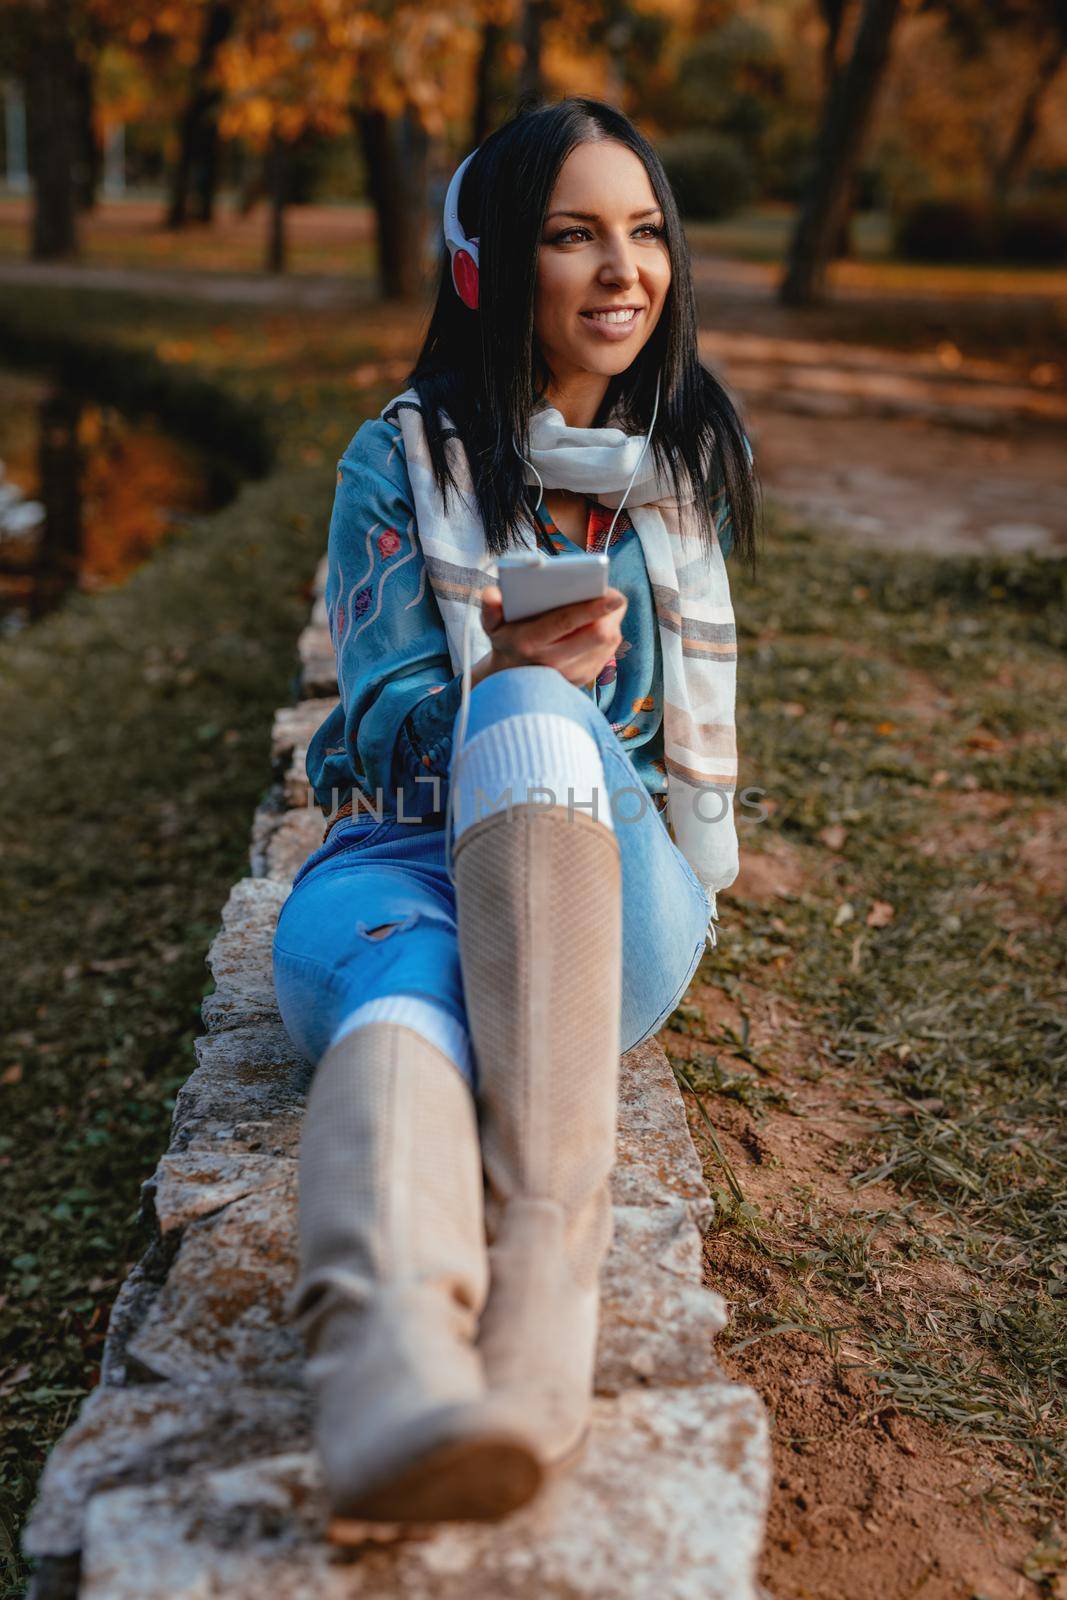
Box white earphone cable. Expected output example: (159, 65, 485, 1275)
(592, 370, 660, 714)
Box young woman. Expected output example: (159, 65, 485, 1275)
(271, 95, 761, 1536)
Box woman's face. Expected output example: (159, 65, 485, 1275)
(534, 138, 671, 403)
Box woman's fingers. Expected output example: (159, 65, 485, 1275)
(534, 597, 627, 680)
(530, 588, 627, 647)
(480, 583, 504, 634)
(480, 582, 626, 681)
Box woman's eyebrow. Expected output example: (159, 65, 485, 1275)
(544, 206, 663, 222)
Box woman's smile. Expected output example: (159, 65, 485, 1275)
(579, 306, 645, 340)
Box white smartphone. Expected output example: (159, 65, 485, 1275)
(496, 551, 609, 624)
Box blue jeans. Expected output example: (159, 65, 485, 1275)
(272, 666, 711, 1091)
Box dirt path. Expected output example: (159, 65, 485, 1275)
(740, 404, 1067, 559)
(697, 325, 1067, 560)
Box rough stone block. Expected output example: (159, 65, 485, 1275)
(614, 1040, 713, 1227)
(250, 803, 322, 884)
(171, 1022, 310, 1148)
(298, 624, 336, 698)
(596, 1201, 726, 1393)
(202, 878, 288, 1033)
(97, 1250, 168, 1389)
(76, 1386, 769, 1600)
(21, 1385, 310, 1562)
(150, 1151, 298, 1236)
(271, 697, 336, 772)
(123, 1170, 302, 1387)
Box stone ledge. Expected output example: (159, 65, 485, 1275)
(21, 551, 770, 1597)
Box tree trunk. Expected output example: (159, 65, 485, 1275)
(73, 53, 99, 211)
(818, 0, 853, 257)
(818, 0, 849, 92)
(167, 2, 234, 229)
(780, 0, 901, 306)
(355, 105, 430, 301)
(25, 0, 80, 260)
(991, 26, 1067, 210)
(265, 134, 288, 274)
(472, 19, 504, 147)
(519, 0, 550, 106)
(192, 120, 222, 223)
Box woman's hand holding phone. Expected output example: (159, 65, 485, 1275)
(473, 582, 628, 688)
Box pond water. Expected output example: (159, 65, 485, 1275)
(0, 370, 231, 636)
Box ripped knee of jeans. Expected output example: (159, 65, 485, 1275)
(355, 911, 418, 943)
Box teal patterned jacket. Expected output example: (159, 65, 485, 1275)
(305, 415, 735, 824)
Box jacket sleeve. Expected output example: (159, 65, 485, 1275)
(316, 446, 462, 819)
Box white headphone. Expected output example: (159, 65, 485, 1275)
(443, 150, 480, 310)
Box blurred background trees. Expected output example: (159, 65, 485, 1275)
(0, 0, 1064, 298)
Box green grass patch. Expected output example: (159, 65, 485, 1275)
(0, 284, 402, 1596)
(680, 502, 1065, 1516)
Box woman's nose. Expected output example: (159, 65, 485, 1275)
(597, 243, 640, 285)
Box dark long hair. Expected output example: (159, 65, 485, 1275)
(404, 95, 762, 576)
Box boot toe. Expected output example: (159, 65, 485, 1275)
(326, 1399, 545, 1528)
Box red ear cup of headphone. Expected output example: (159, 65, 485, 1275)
(452, 248, 479, 311)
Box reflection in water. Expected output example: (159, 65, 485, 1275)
(0, 371, 224, 635)
(34, 389, 84, 621)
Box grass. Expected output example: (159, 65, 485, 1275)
(669, 499, 1066, 1521)
(0, 284, 411, 1596)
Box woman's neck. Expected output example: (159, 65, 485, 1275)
(541, 373, 611, 429)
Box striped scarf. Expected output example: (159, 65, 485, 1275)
(381, 388, 739, 918)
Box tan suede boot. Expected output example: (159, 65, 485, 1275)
(452, 804, 623, 1471)
(289, 1019, 544, 1533)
